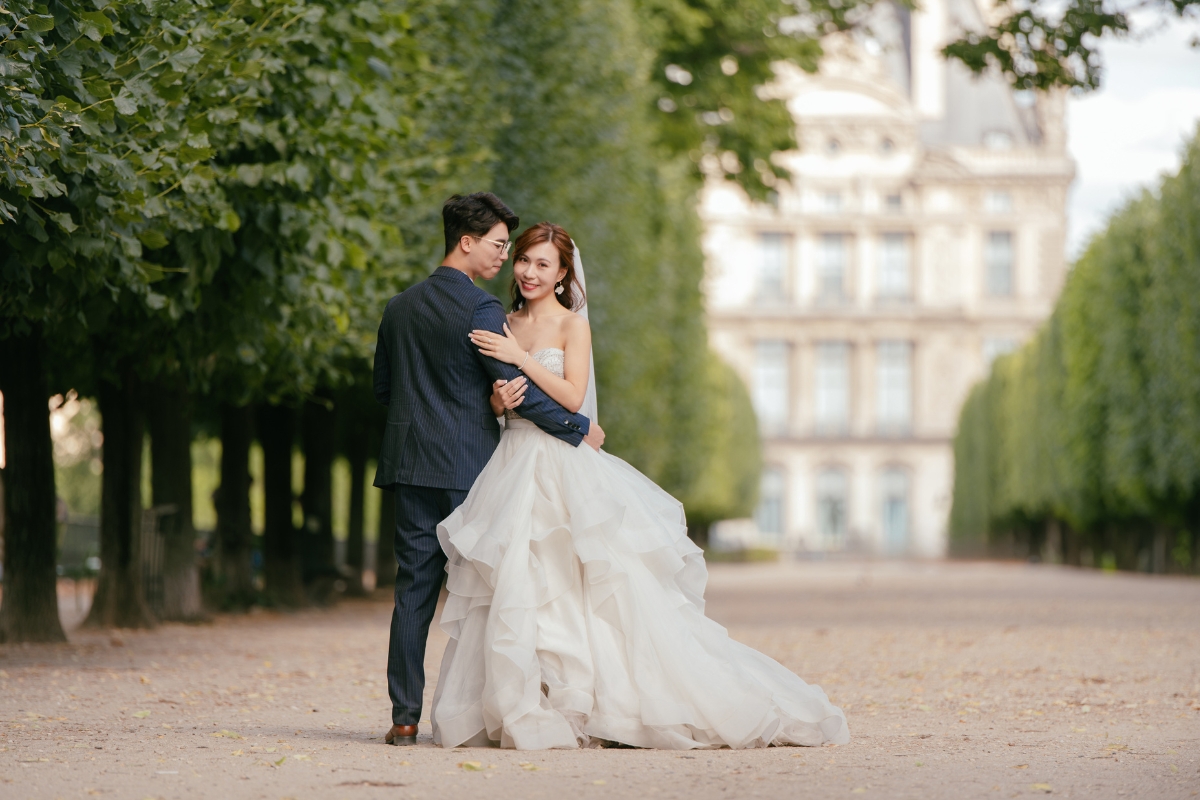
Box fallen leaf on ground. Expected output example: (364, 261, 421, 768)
(211, 730, 241, 739)
(459, 761, 483, 771)
(293, 755, 310, 761)
(1012, 764, 1028, 769)
(230, 750, 244, 757)
(591, 780, 606, 785)
(519, 762, 539, 771)
(1031, 784, 1052, 793)
(133, 711, 151, 719)
(274, 757, 286, 766)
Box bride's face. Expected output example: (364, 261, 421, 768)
(514, 241, 567, 303)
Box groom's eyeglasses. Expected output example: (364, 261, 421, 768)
(473, 236, 512, 257)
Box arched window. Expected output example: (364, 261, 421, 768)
(880, 467, 910, 555)
(816, 467, 849, 549)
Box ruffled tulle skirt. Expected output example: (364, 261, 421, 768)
(430, 419, 850, 750)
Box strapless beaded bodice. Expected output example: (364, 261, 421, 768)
(505, 348, 564, 421)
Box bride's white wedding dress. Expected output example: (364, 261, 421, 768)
(431, 349, 849, 750)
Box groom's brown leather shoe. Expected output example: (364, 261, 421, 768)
(385, 724, 418, 746)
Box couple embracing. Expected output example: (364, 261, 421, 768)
(373, 192, 849, 750)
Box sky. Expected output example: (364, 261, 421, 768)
(1066, 15, 1200, 258)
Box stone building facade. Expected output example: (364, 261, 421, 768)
(700, 0, 1074, 556)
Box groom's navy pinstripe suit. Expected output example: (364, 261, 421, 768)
(373, 266, 591, 726)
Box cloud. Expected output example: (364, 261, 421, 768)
(1066, 18, 1200, 257)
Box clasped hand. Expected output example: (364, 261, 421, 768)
(489, 377, 527, 416)
(470, 323, 526, 366)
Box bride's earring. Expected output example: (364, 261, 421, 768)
(554, 282, 564, 296)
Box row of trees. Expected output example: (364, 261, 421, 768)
(1, 0, 861, 642)
(6, 0, 1182, 642)
(949, 129, 1200, 572)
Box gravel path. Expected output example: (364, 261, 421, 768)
(1, 560, 1197, 799)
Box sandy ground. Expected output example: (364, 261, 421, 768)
(1, 560, 1198, 800)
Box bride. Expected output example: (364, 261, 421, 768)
(430, 222, 849, 750)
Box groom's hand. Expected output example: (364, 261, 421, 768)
(582, 421, 604, 452)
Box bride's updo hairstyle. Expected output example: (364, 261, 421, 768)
(509, 221, 585, 313)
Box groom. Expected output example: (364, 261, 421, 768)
(373, 192, 603, 746)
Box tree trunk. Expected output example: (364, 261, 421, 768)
(147, 376, 203, 621)
(301, 396, 336, 596)
(1062, 522, 1082, 566)
(0, 327, 67, 642)
(1151, 525, 1168, 574)
(375, 485, 395, 591)
(687, 522, 711, 549)
(216, 404, 255, 608)
(257, 404, 304, 607)
(1043, 518, 1062, 564)
(86, 371, 155, 629)
(344, 430, 368, 596)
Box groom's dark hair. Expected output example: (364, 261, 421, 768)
(442, 193, 519, 256)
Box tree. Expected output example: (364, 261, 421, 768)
(0, 328, 66, 642)
(948, 127, 1200, 572)
(943, 0, 1200, 92)
(147, 375, 202, 621)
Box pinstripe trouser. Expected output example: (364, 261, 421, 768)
(386, 483, 468, 726)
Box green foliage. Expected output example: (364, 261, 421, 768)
(942, 0, 1199, 92)
(6, 0, 772, 536)
(949, 127, 1200, 568)
(637, 0, 890, 199)
(486, 0, 761, 522)
(1, 0, 255, 325)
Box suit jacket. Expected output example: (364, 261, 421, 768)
(372, 266, 591, 491)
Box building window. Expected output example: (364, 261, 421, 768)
(816, 467, 849, 548)
(820, 191, 842, 213)
(818, 233, 849, 301)
(877, 233, 911, 300)
(757, 233, 788, 302)
(885, 193, 903, 213)
(753, 340, 790, 435)
(815, 342, 850, 435)
(876, 340, 912, 434)
(756, 466, 786, 540)
(983, 130, 1013, 150)
(983, 337, 1018, 368)
(985, 190, 1013, 213)
(880, 467, 910, 555)
(985, 231, 1014, 296)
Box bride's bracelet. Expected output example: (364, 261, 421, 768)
(518, 351, 529, 371)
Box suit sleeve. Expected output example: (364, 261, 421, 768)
(471, 296, 591, 447)
(372, 306, 391, 406)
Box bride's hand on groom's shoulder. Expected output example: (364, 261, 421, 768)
(490, 377, 527, 416)
(470, 323, 527, 367)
